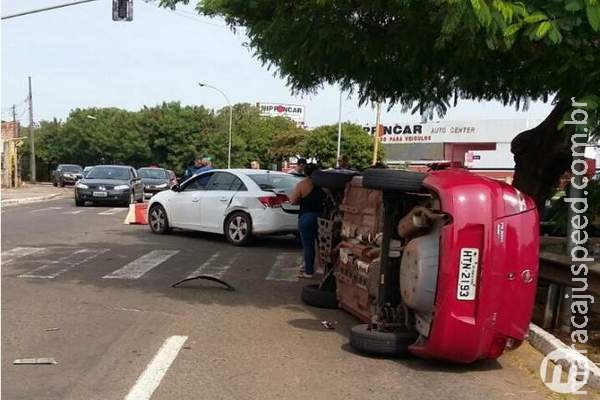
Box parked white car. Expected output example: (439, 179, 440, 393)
(147, 169, 301, 245)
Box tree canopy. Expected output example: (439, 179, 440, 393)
(301, 123, 383, 170)
(162, 0, 599, 116)
(23, 102, 377, 180)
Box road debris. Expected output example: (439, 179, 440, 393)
(13, 358, 57, 365)
(44, 327, 60, 332)
(321, 320, 336, 330)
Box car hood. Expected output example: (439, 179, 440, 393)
(80, 179, 130, 186)
(141, 178, 170, 185)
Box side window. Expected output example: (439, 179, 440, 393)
(231, 177, 246, 191)
(206, 173, 247, 191)
(183, 172, 214, 191)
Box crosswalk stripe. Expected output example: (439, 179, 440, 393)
(29, 206, 64, 213)
(186, 253, 239, 279)
(19, 248, 109, 279)
(2, 246, 46, 264)
(266, 253, 302, 282)
(103, 250, 179, 280)
(63, 210, 86, 215)
(98, 208, 127, 216)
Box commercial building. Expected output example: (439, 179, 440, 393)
(363, 119, 599, 181)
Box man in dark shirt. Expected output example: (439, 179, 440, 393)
(290, 158, 307, 177)
(183, 156, 204, 180)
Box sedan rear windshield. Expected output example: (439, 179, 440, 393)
(247, 173, 301, 192)
(86, 167, 129, 180)
(138, 168, 168, 179)
(61, 165, 82, 173)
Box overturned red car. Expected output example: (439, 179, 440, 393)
(303, 167, 539, 363)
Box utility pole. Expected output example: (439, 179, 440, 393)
(336, 89, 343, 167)
(12, 104, 17, 134)
(28, 76, 36, 183)
(372, 100, 382, 165)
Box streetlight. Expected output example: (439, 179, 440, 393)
(198, 82, 233, 169)
(86, 115, 97, 120)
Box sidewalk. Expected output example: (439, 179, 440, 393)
(1, 183, 72, 206)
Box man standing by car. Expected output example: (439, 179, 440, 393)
(290, 158, 307, 177)
(183, 156, 204, 180)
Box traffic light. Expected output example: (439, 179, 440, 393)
(112, 0, 133, 21)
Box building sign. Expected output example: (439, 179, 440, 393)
(258, 102, 305, 125)
(362, 119, 538, 144)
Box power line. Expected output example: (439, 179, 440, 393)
(140, 1, 228, 29)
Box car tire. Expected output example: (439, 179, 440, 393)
(224, 211, 253, 246)
(301, 284, 338, 309)
(312, 169, 357, 190)
(362, 169, 425, 192)
(75, 198, 84, 207)
(349, 324, 418, 357)
(52, 180, 58, 187)
(149, 204, 171, 234)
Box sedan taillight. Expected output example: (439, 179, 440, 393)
(258, 194, 288, 208)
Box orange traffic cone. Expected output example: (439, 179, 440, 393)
(124, 203, 148, 225)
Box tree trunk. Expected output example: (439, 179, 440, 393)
(511, 101, 574, 212)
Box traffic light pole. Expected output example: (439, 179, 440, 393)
(1, 0, 100, 20)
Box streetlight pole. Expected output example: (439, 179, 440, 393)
(198, 83, 233, 169)
(336, 89, 343, 167)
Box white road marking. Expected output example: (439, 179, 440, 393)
(63, 210, 86, 215)
(19, 248, 109, 279)
(266, 253, 302, 282)
(29, 206, 64, 213)
(124, 335, 187, 400)
(98, 208, 127, 216)
(1, 246, 46, 264)
(103, 250, 179, 280)
(186, 253, 238, 279)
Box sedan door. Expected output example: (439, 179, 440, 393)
(199, 172, 245, 232)
(168, 172, 215, 230)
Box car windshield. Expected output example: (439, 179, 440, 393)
(62, 165, 82, 173)
(138, 168, 168, 179)
(86, 167, 129, 180)
(247, 173, 301, 192)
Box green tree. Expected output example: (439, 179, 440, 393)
(163, 0, 600, 208)
(302, 123, 383, 170)
(27, 102, 306, 179)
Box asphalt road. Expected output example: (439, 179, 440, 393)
(1, 196, 567, 400)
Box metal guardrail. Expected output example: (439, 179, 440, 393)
(539, 252, 600, 296)
(538, 252, 599, 329)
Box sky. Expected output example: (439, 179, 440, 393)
(1, 0, 555, 128)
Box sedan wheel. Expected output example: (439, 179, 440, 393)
(149, 204, 170, 234)
(225, 212, 252, 246)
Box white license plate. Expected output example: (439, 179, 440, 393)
(93, 191, 108, 198)
(457, 248, 479, 300)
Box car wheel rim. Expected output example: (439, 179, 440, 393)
(150, 208, 165, 231)
(229, 216, 248, 242)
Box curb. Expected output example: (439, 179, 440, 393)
(528, 323, 600, 390)
(1, 193, 66, 207)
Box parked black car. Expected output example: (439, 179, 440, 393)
(137, 167, 171, 199)
(52, 164, 83, 187)
(74, 165, 144, 206)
